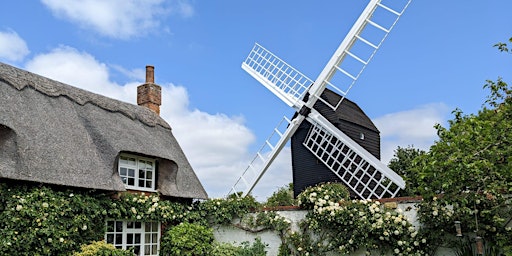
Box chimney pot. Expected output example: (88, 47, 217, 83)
(146, 65, 155, 83)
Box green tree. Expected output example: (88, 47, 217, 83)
(265, 183, 296, 207)
(410, 38, 512, 252)
(387, 145, 425, 196)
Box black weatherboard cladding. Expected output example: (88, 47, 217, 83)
(292, 89, 380, 198)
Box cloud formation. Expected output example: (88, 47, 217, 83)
(0, 29, 29, 62)
(41, 0, 193, 39)
(373, 103, 450, 163)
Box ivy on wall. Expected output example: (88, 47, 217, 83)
(1, 180, 510, 255)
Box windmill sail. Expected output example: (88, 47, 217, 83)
(241, 43, 312, 111)
(229, 0, 411, 198)
(305, 109, 405, 199)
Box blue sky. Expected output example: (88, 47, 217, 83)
(1, 1, 510, 200)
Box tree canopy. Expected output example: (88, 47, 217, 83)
(406, 37, 512, 250)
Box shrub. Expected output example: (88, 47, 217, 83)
(265, 183, 296, 207)
(72, 241, 133, 256)
(160, 222, 214, 256)
(237, 237, 268, 256)
(210, 238, 268, 256)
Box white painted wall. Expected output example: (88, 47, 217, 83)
(213, 203, 457, 256)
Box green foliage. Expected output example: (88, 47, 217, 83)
(0, 182, 196, 255)
(72, 241, 133, 256)
(0, 182, 106, 255)
(387, 145, 425, 196)
(252, 211, 292, 235)
(494, 37, 512, 52)
(265, 183, 296, 207)
(296, 182, 350, 210)
(210, 238, 268, 256)
(408, 37, 512, 253)
(295, 185, 429, 255)
(107, 192, 191, 224)
(237, 237, 268, 256)
(160, 222, 214, 256)
(210, 242, 243, 256)
(193, 195, 260, 225)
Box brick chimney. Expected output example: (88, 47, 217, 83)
(137, 65, 161, 115)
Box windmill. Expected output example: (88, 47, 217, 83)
(229, 0, 411, 199)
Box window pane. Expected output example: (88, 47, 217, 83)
(146, 181, 152, 188)
(106, 221, 114, 232)
(128, 178, 134, 186)
(145, 233, 151, 243)
(139, 180, 145, 188)
(120, 168, 127, 176)
(152, 233, 157, 242)
(127, 221, 134, 229)
(133, 246, 140, 255)
(135, 234, 141, 243)
(128, 169, 135, 177)
(145, 223, 151, 231)
(115, 234, 122, 244)
(139, 169, 145, 179)
(145, 245, 150, 254)
(135, 222, 142, 229)
(152, 245, 157, 253)
(120, 156, 128, 164)
(127, 234, 133, 244)
(115, 221, 123, 232)
(152, 222, 158, 230)
(120, 156, 136, 165)
(147, 171, 153, 178)
(106, 234, 114, 244)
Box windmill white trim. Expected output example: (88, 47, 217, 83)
(229, 0, 411, 199)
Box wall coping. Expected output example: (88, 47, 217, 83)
(258, 196, 424, 212)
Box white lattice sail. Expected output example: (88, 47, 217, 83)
(304, 110, 405, 199)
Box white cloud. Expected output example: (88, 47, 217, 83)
(373, 103, 450, 163)
(0, 29, 30, 62)
(25, 46, 128, 100)
(41, 0, 194, 39)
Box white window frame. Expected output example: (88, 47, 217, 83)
(105, 220, 161, 256)
(119, 154, 156, 192)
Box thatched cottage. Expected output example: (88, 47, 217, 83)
(0, 62, 207, 254)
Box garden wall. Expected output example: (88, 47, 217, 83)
(213, 198, 455, 256)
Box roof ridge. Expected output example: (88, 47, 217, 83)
(0, 62, 171, 130)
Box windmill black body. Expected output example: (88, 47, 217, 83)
(229, 0, 412, 200)
(291, 89, 381, 198)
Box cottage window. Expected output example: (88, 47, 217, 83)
(105, 220, 160, 256)
(119, 154, 156, 191)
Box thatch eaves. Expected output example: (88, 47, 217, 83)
(0, 62, 207, 199)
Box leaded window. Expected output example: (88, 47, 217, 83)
(119, 154, 156, 191)
(105, 220, 160, 256)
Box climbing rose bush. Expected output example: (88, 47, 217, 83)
(295, 184, 429, 255)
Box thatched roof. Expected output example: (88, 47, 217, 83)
(0, 62, 207, 199)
